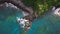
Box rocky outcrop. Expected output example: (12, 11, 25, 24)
(0, 0, 33, 14)
(23, 14, 37, 22)
(0, 0, 37, 32)
(0, 0, 37, 21)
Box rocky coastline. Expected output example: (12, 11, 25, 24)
(0, 1, 37, 32)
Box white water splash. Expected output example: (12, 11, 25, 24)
(16, 17, 30, 29)
(54, 8, 60, 16)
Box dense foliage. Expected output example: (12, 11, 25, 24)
(21, 0, 60, 16)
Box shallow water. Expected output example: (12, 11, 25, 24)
(28, 8, 60, 34)
(0, 7, 23, 34)
(0, 7, 60, 34)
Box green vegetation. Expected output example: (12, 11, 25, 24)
(21, 0, 60, 16)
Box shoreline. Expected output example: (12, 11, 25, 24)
(0, 2, 37, 32)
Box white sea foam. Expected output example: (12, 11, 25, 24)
(52, 6, 55, 11)
(54, 8, 60, 16)
(5, 2, 29, 16)
(5, 2, 19, 10)
(16, 17, 29, 28)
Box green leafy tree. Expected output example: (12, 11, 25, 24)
(21, 0, 60, 16)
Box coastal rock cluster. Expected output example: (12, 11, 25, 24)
(0, 0, 37, 31)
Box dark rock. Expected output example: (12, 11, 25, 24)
(23, 13, 37, 22)
(0, 0, 33, 14)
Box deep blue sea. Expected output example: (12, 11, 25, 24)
(0, 7, 60, 34)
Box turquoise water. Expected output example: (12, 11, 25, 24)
(29, 15, 60, 34)
(0, 7, 23, 34)
(0, 7, 60, 34)
(28, 10, 60, 34)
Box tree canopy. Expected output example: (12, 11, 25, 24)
(21, 0, 60, 16)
